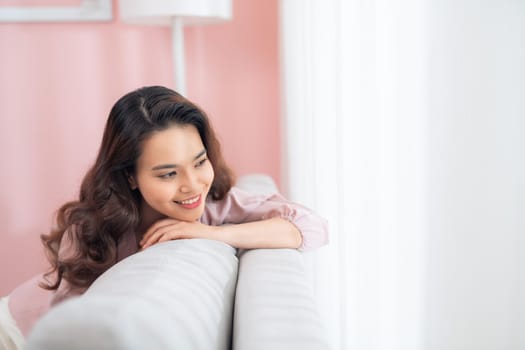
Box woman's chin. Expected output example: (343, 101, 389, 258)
(168, 208, 205, 222)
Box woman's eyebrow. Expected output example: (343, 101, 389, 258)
(151, 149, 207, 171)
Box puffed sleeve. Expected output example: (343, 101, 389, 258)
(201, 187, 329, 251)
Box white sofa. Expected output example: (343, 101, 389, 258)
(25, 175, 331, 350)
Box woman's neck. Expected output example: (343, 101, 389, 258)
(137, 200, 166, 238)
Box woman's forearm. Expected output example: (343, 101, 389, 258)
(216, 217, 302, 249)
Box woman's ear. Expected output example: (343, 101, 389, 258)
(125, 172, 138, 190)
(129, 177, 138, 190)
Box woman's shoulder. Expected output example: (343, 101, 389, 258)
(206, 185, 276, 211)
(202, 185, 273, 224)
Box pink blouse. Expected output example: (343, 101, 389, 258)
(7, 187, 328, 337)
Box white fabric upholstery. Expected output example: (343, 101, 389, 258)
(233, 249, 331, 350)
(26, 239, 238, 350)
(0, 297, 25, 350)
(24, 174, 329, 349)
(235, 173, 278, 195)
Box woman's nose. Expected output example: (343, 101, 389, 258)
(179, 171, 198, 193)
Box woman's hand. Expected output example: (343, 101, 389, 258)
(140, 217, 302, 251)
(140, 219, 218, 250)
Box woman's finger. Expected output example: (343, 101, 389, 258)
(141, 221, 214, 249)
(156, 233, 173, 244)
(142, 222, 189, 248)
(140, 218, 178, 245)
(142, 227, 172, 248)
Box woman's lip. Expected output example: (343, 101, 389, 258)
(174, 194, 202, 209)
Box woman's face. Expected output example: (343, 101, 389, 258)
(132, 124, 215, 223)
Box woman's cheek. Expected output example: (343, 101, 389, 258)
(141, 180, 174, 202)
(206, 163, 215, 183)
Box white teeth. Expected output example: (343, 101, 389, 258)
(179, 195, 199, 205)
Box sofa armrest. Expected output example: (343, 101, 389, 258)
(235, 173, 279, 195)
(233, 248, 331, 350)
(26, 239, 238, 350)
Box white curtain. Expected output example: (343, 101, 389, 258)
(279, 1, 524, 349)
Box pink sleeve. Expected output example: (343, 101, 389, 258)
(202, 187, 329, 251)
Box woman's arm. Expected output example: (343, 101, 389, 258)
(217, 217, 302, 249)
(204, 187, 329, 251)
(140, 187, 328, 251)
(140, 217, 302, 250)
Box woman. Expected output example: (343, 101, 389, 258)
(0, 86, 328, 349)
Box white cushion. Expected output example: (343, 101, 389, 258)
(235, 174, 278, 195)
(26, 239, 238, 350)
(233, 248, 331, 350)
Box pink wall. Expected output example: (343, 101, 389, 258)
(0, 0, 280, 295)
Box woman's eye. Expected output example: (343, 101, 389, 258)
(159, 171, 177, 179)
(196, 158, 208, 167)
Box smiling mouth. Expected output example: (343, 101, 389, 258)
(174, 194, 202, 209)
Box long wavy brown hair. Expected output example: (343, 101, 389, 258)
(40, 86, 234, 292)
